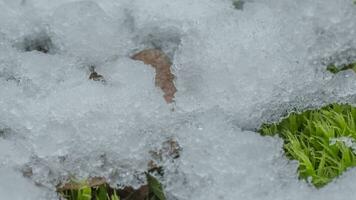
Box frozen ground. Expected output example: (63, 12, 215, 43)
(0, 0, 356, 199)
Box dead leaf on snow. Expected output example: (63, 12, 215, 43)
(132, 49, 177, 103)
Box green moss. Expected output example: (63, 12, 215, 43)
(259, 103, 356, 187)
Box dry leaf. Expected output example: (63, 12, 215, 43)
(132, 49, 177, 103)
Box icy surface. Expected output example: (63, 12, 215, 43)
(0, 0, 356, 199)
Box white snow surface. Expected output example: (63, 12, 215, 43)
(0, 0, 356, 199)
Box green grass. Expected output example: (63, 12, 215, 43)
(232, 0, 244, 10)
(59, 182, 120, 200)
(259, 103, 356, 187)
(326, 62, 356, 74)
(58, 173, 166, 200)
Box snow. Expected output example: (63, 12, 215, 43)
(0, 0, 355, 199)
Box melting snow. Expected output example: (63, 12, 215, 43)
(0, 0, 356, 199)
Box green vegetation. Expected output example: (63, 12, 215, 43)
(59, 183, 119, 200)
(232, 0, 244, 10)
(146, 173, 166, 200)
(0, 128, 11, 138)
(326, 62, 356, 74)
(58, 173, 166, 200)
(259, 103, 356, 187)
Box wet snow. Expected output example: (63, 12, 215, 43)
(0, 0, 356, 199)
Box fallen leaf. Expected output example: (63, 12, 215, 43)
(132, 49, 177, 103)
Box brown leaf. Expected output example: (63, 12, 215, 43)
(132, 49, 177, 103)
(118, 185, 149, 200)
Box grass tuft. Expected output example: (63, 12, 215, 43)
(259, 103, 356, 187)
(58, 180, 120, 200)
(58, 173, 166, 200)
(232, 0, 245, 10)
(326, 62, 356, 74)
